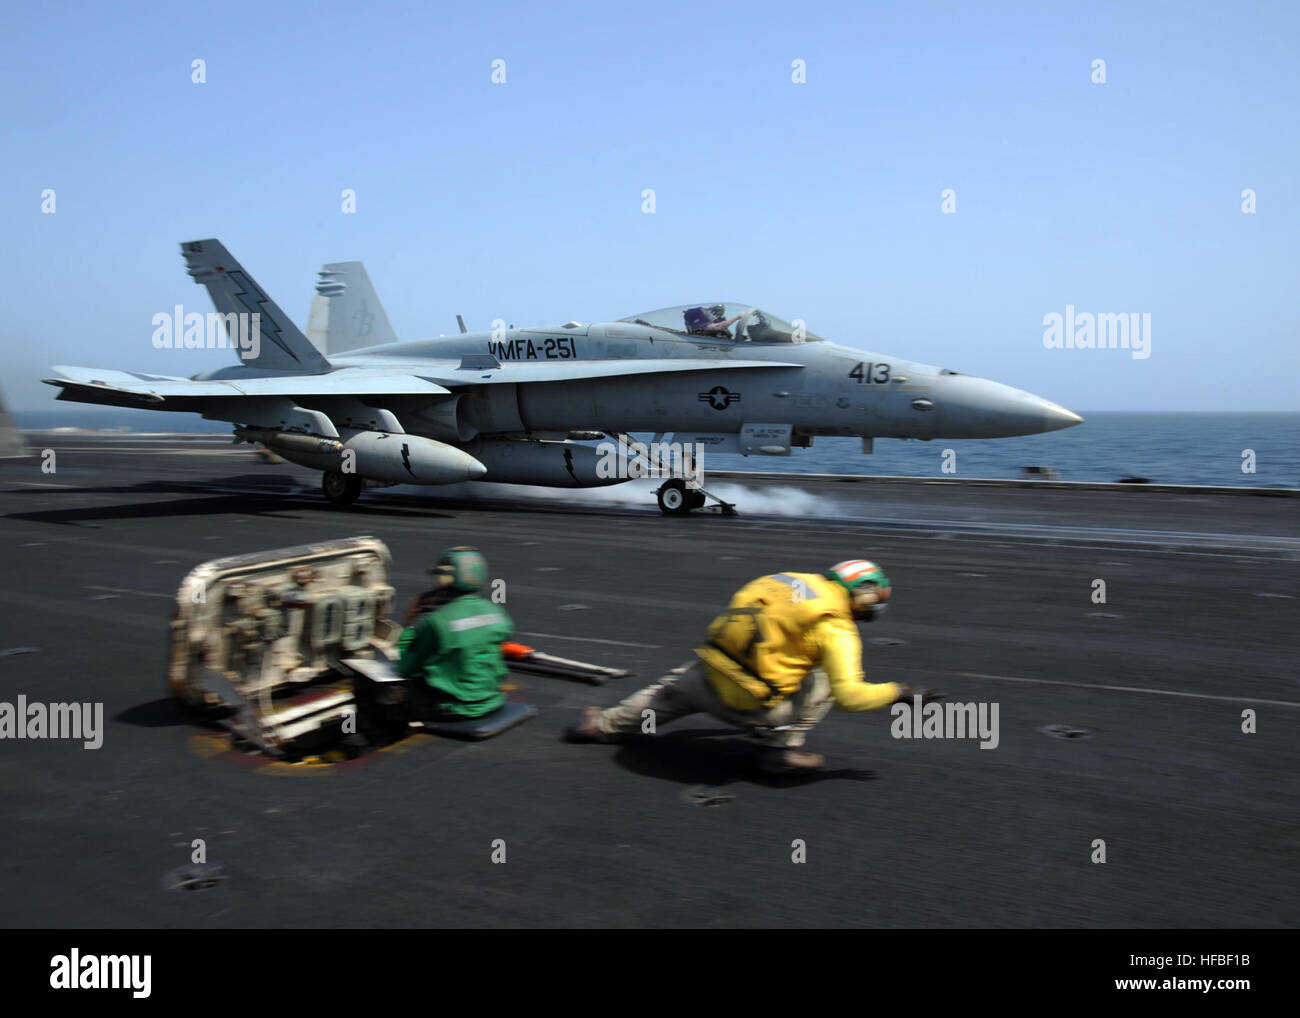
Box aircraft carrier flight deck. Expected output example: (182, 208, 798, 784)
(1, 433, 1295, 928)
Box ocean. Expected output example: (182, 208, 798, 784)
(14, 409, 1300, 489)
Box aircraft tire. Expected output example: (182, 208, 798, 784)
(322, 470, 363, 507)
(657, 478, 692, 515)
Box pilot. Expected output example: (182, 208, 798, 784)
(397, 546, 514, 721)
(566, 560, 940, 773)
(684, 304, 744, 338)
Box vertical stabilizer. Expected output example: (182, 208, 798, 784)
(316, 261, 399, 354)
(305, 293, 330, 354)
(181, 239, 332, 373)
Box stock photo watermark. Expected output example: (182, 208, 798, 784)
(0, 696, 103, 748)
(595, 439, 704, 483)
(151, 306, 260, 359)
(1042, 305, 1151, 360)
(50, 950, 151, 998)
(891, 695, 1000, 750)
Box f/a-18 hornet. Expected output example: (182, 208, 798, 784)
(44, 239, 1082, 513)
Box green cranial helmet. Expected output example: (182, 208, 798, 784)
(431, 546, 488, 593)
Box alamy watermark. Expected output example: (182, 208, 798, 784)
(595, 439, 704, 483)
(50, 950, 150, 997)
(151, 305, 261, 359)
(890, 695, 1000, 750)
(1042, 305, 1151, 360)
(0, 696, 103, 748)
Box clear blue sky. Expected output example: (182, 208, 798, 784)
(2, 0, 1296, 411)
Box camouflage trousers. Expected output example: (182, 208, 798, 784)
(593, 660, 834, 748)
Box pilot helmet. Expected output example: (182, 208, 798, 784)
(431, 546, 488, 593)
(707, 304, 727, 322)
(825, 559, 892, 621)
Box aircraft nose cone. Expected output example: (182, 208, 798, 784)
(935, 375, 1083, 438)
(1039, 400, 1084, 432)
(465, 455, 488, 480)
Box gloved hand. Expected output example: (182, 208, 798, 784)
(894, 684, 944, 705)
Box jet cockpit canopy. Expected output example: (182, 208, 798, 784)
(618, 304, 823, 343)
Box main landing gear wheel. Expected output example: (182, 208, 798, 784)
(322, 470, 363, 507)
(656, 478, 706, 515)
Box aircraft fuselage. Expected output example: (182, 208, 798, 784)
(313, 321, 1081, 445)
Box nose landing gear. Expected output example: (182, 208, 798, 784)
(655, 477, 736, 516)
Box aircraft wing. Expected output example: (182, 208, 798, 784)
(44, 358, 801, 407)
(42, 366, 452, 408)
(419, 357, 803, 386)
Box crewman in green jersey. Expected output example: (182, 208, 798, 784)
(397, 546, 513, 720)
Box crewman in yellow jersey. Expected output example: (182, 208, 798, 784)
(566, 559, 940, 773)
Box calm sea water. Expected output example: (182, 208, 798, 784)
(15, 409, 1300, 488)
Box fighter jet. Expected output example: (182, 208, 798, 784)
(43, 239, 1082, 514)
